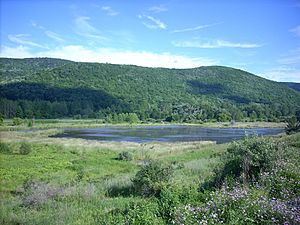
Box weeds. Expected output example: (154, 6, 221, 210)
(0, 132, 299, 224)
(0, 142, 11, 154)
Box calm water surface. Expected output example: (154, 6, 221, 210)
(52, 125, 284, 143)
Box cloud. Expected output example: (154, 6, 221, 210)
(30, 21, 45, 30)
(278, 55, 300, 65)
(0, 45, 217, 69)
(44, 31, 65, 43)
(290, 25, 300, 37)
(101, 6, 119, 16)
(74, 16, 107, 40)
(138, 15, 167, 29)
(8, 34, 48, 49)
(0, 45, 34, 58)
(172, 22, 223, 33)
(278, 48, 300, 65)
(172, 39, 262, 48)
(75, 16, 97, 33)
(31, 21, 66, 43)
(148, 5, 168, 13)
(261, 67, 300, 82)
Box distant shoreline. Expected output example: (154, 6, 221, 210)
(0, 119, 286, 131)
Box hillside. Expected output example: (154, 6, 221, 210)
(1, 57, 300, 121)
(281, 82, 300, 92)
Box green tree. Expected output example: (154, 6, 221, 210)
(217, 112, 232, 122)
(127, 113, 139, 124)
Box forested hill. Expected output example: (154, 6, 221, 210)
(1, 57, 300, 122)
(281, 82, 300, 92)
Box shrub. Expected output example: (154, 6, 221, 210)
(285, 116, 300, 135)
(73, 114, 82, 119)
(22, 179, 63, 207)
(0, 142, 12, 154)
(12, 117, 23, 126)
(95, 201, 164, 224)
(132, 160, 174, 197)
(19, 142, 31, 155)
(222, 136, 277, 184)
(27, 119, 34, 127)
(201, 135, 283, 190)
(125, 201, 164, 224)
(116, 151, 133, 161)
(158, 185, 200, 222)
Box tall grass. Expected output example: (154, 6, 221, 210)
(1, 129, 298, 224)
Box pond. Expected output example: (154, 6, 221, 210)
(51, 125, 284, 144)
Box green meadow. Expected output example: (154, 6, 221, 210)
(0, 123, 299, 224)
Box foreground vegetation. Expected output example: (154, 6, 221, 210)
(0, 127, 299, 224)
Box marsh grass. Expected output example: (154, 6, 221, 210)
(0, 127, 222, 224)
(1, 128, 297, 224)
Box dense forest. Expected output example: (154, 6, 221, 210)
(1, 57, 300, 122)
(281, 82, 300, 92)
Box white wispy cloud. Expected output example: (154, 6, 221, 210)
(278, 55, 300, 65)
(138, 15, 167, 29)
(0, 45, 217, 69)
(277, 48, 300, 65)
(148, 5, 168, 13)
(8, 34, 48, 49)
(31, 21, 66, 43)
(44, 31, 65, 43)
(74, 16, 107, 40)
(75, 16, 98, 33)
(172, 22, 223, 33)
(101, 6, 119, 16)
(172, 39, 262, 48)
(261, 67, 300, 82)
(290, 25, 300, 37)
(30, 21, 45, 30)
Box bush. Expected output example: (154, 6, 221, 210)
(116, 151, 133, 161)
(125, 201, 164, 224)
(12, 117, 23, 126)
(132, 160, 174, 197)
(95, 201, 164, 224)
(22, 179, 63, 207)
(223, 136, 278, 183)
(158, 185, 200, 222)
(285, 116, 300, 135)
(0, 142, 12, 154)
(27, 119, 34, 127)
(201, 136, 281, 190)
(19, 142, 31, 155)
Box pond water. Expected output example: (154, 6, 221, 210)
(52, 125, 284, 144)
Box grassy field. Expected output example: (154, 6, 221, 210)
(0, 128, 227, 224)
(0, 125, 298, 224)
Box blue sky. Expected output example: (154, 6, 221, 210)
(1, 0, 300, 82)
